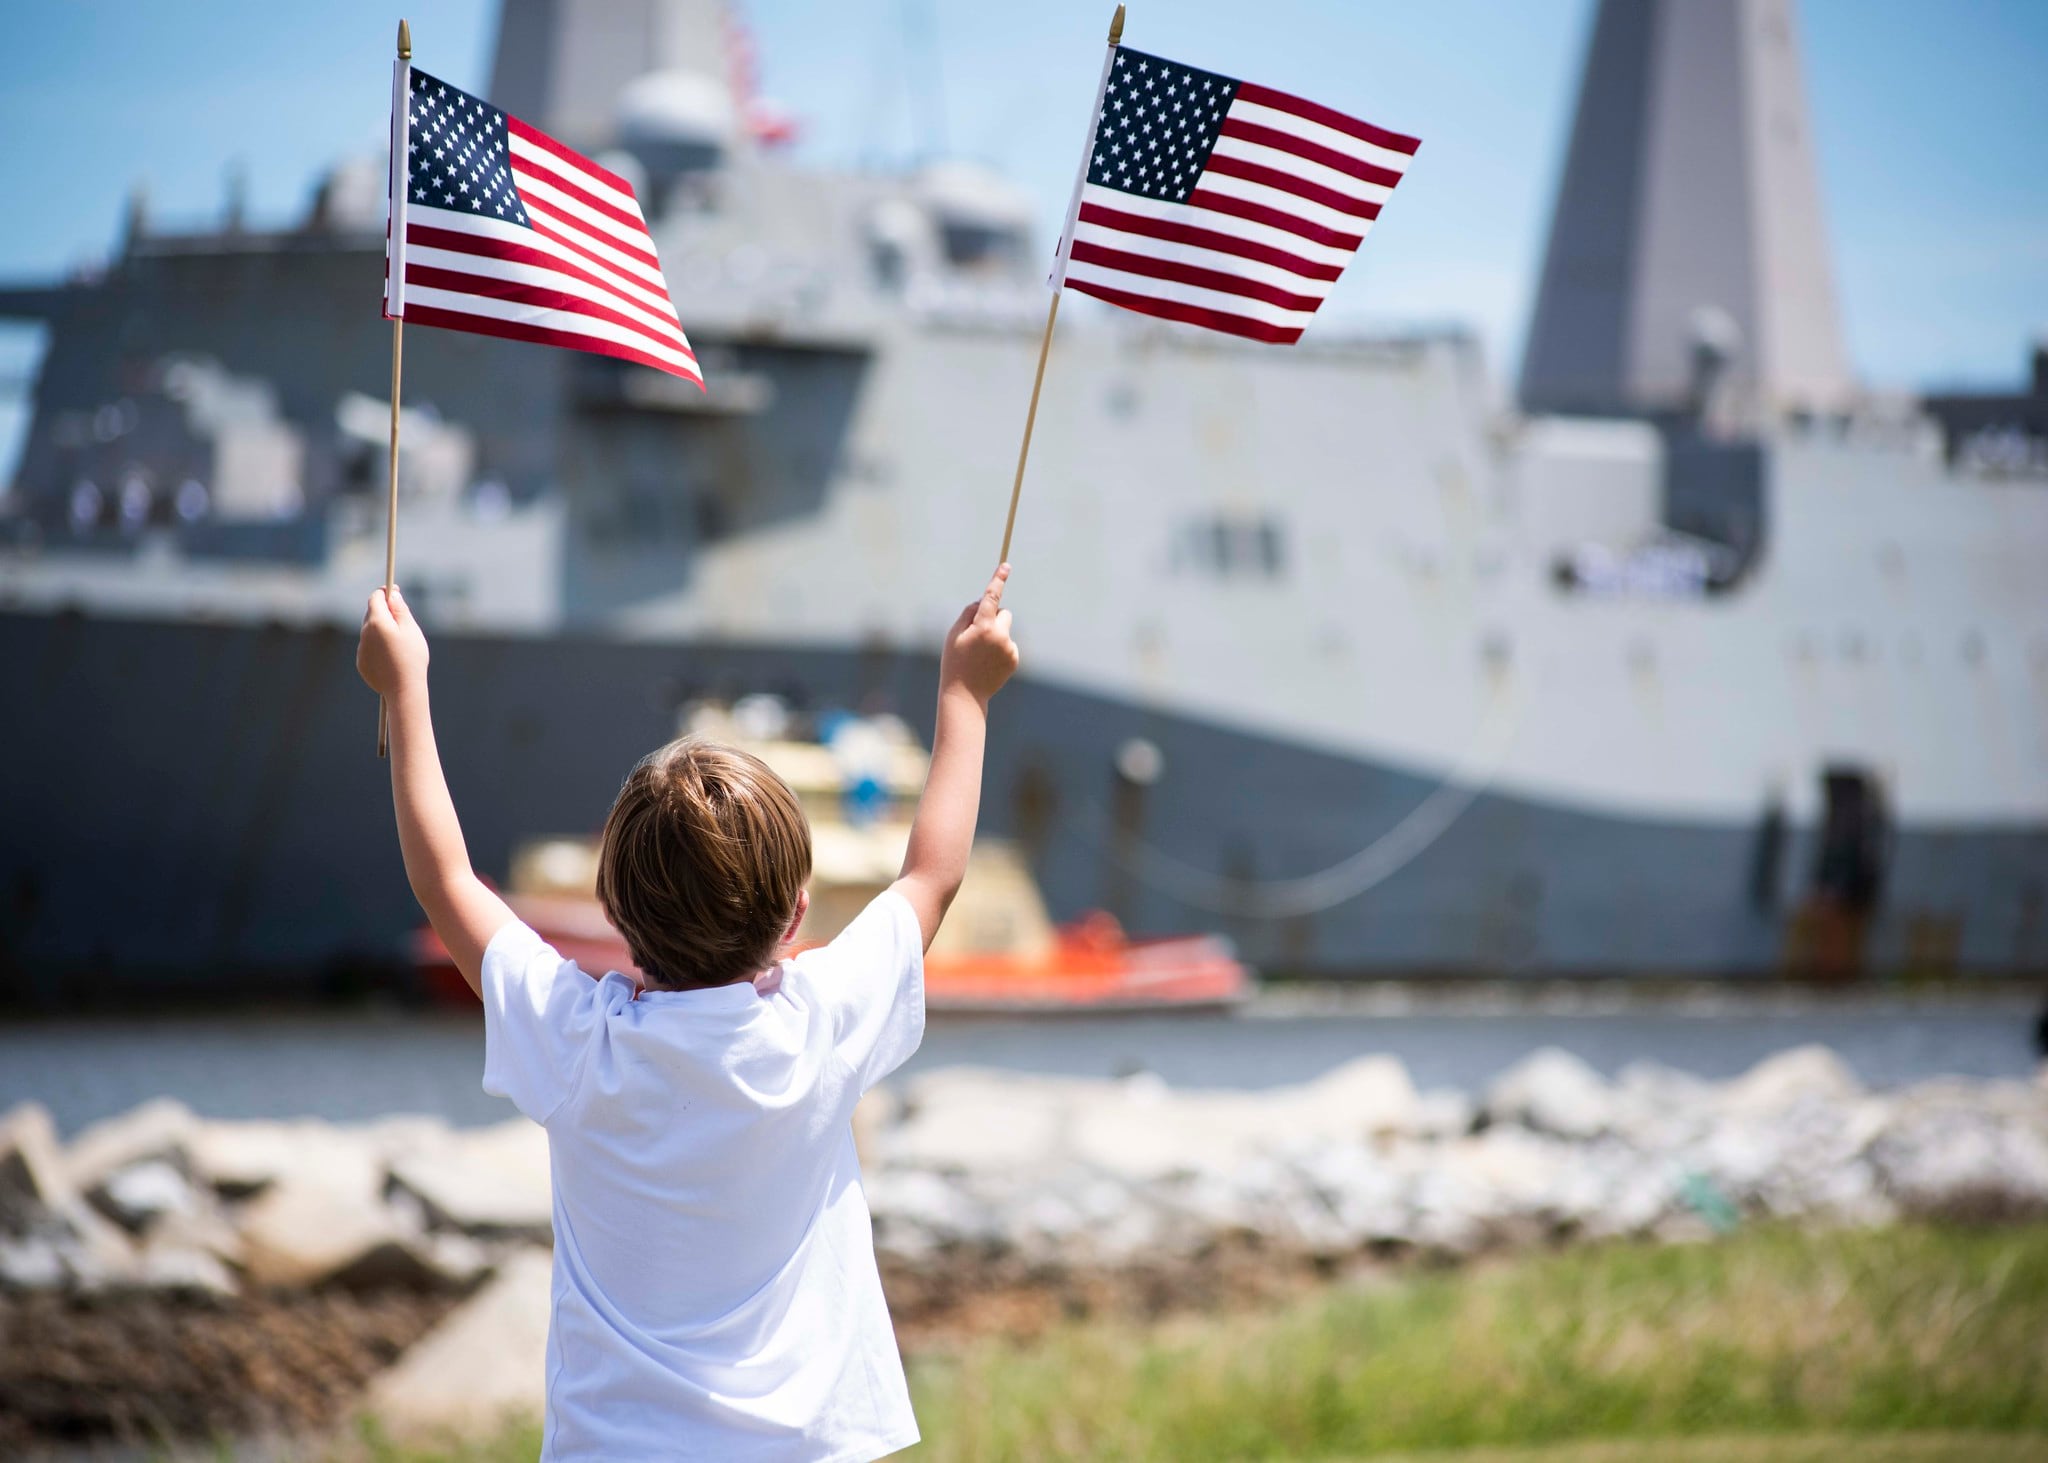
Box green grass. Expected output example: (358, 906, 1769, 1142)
(326, 1224, 2048, 1462)
(1345, 1440, 2048, 1463)
(902, 1224, 2048, 1462)
(336, 1430, 2045, 1463)
(343, 1418, 546, 1462)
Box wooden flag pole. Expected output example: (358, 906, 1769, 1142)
(997, 290, 1059, 565)
(377, 17, 412, 758)
(375, 317, 404, 756)
(997, 2, 1124, 565)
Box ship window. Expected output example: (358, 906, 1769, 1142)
(869, 237, 906, 292)
(939, 222, 1023, 273)
(68, 480, 102, 531)
(694, 492, 730, 542)
(1175, 513, 1288, 579)
(583, 477, 704, 544)
(1207, 519, 1231, 569)
(1256, 519, 1284, 574)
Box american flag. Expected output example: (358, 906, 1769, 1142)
(1055, 47, 1418, 345)
(385, 66, 700, 386)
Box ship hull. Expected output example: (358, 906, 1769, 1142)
(4, 608, 2043, 1003)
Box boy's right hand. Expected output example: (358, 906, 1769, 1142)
(357, 586, 431, 699)
(940, 564, 1020, 706)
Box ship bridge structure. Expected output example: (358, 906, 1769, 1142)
(1519, 0, 1854, 420)
(489, 0, 734, 154)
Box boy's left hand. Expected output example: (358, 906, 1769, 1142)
(939, 564, 1021, 706)
(357, 586, 430, 698)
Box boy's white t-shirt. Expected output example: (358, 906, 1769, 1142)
(479, 888, 925, 1463)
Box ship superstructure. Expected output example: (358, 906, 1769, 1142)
(1, 0, 2044, 998)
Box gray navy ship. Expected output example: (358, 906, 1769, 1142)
(2, 0, 2045, 1000)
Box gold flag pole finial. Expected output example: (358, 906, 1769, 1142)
(398, 19, 412, 59)
(1109, 4, 1124, 44)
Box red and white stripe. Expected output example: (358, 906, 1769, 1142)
(1061, 80, 1418, 345)
(391, 115, 700, 386)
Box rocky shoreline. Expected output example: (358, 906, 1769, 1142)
(5, 1045, 2047, 1450)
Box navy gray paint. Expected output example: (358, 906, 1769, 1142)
(4, 612, 2042, 1004)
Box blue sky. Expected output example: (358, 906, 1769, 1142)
(1, 0, 2044, 468)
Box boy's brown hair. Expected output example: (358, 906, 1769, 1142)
(595, 738, 813, 990)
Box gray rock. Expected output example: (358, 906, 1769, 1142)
(237, 1177, 473, 1292)
(1412, 1088, 1477, 1139)
(1688, 1090, 1894, 1224)
(1147, 1168, 1269, 1250)
(1070, 1096, 1226, 1182)
(188, 1119, 333, 1199)
(1616, 1059, 1715, 1106)
(412, 1228, 499, 1290)
(366, 1249, 553, 1441)
(1896, 1075, 2047, 1126)
(137, 1241, 239, 1298)
(852, 1085, 901, 1163)
(150, 1203, 246, 1269)
(886, 1061, 1430, 1184)
(20, 1043, 2025, 1305)
(237, 1177, 399, 1288)
(1462, 1126, 1581, 1220)
(1582, 1156, 1680, 1239)
(96, 1158, 202, 1233)
(0, 1234, 67, 1290)
(0, 1103, 140, 1290)
(1405, 1159, 1490, 1255)
(65, 1098, 197, 1195)
(1290, 1141, 1413, 1245)
(886, 1068, 1085, 1173)
(1870, 1090, 2048, 1222)
(49, 1205, 141, 1293)
(1215, 1156, 1347, 1256)
(385, 1121, 552, 1242)
(1375, 1126, 1610, 1252)
(1303, 1055, 1420, 1137)
(1484, 1047, 1614, 1139)
(189, 1114, 449, 1203)
(1719, 1044, 1862, 1116)
(1611, 1061, 1717, 1147)
(0, 1102, 73, 1233)
(867, 1168, 995, 1258)
(1007, 1173, 1165, 1262)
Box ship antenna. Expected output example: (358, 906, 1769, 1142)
(378, 17, 412, 756)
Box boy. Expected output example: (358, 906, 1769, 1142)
(355, 566, 1020, 1461)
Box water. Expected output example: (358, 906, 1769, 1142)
(3, 992, 2039, 1137)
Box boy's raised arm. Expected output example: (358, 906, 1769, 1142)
(892, 563, 1020, 951)
(357, 587, 516, 996)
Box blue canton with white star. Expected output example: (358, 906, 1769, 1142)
(1086, 48, 1240, 203)
(406, 68, 530, 227)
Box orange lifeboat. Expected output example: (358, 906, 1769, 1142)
(415, 703, 1254, 1013)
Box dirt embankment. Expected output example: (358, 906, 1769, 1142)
(0, 1242, 1342, 1453)
(0, 1289, 457, 1454)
